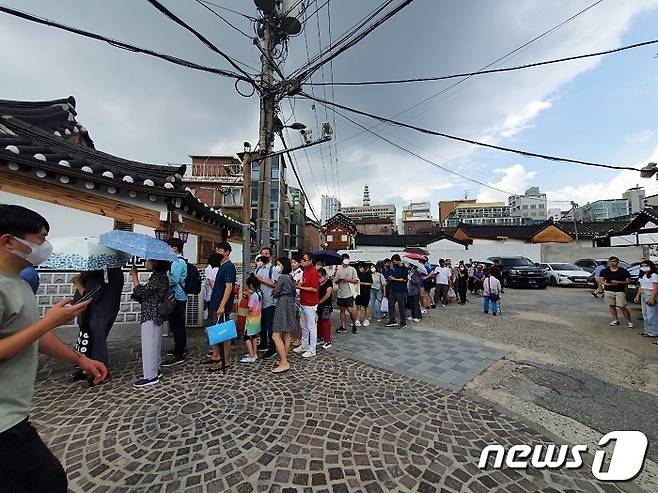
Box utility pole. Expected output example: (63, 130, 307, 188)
(241, 146, 253, 290)
(256, 15, 276, 252)
(571, 201, 579, 243)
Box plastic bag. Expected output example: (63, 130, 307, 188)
(380, 297, 389, 313)
(447, 287, 457, 302)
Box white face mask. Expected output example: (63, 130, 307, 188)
(256, 260, 264, 268)
(10, 236, 53, 266)
(371, 267, 376, 273)
(641, 266, 651, 272)
(275, 264, 283, 273)
(342, 259, 350, 265)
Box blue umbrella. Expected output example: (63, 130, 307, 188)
(312, 250, 343, 266)
(99, 230, 178, 261)
(41, 236, 129, 271)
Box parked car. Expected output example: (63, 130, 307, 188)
(574, 258, 630, 273)
(487, 256, 549, 288)
(540, 263, 590, 287)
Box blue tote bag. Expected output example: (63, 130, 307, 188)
(206, 316, 237, 346)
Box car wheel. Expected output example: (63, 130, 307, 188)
(503, 276, 508, 288)
(549, 276, 557, 286)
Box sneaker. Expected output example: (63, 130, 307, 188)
(407, 316, 413, 321)
(354, 320, 362, 327)
(441, 304, 447, 308)
(293, 345, 306, 354)
(302, 351, 316, 358)
(352, 325, 358, 334)
(399, 325, 408, 329)
(421, 309, 428, 314)
(610, 320, 620, 326)
(322, 342, 332, 349)
(591, 292, 598, 298)
(262, 350, 277, 360)
(240, 355, 257, 363)
(363, 319, 370, 327)
(337, 326, 347, 333)
(385, 322, 397, 327)
(157, 369, 162, 379)
(375, 319, 382, 323)
(167, 349, 188, 357)
(628, 322, 635, 329)
(413, 318, 421, 323)
(161, 356, 185, 367)
(483, 310, 489, 314)
(133, 377, 160, 388)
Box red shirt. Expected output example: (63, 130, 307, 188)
(300, 266, 320, 306)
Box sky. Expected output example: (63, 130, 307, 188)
(1, 0, 658, 221)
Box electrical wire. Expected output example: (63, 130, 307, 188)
(301, 0, 331, 27)
(0, 4, 252, 83)
(306, 37, 658, 87)
(326, 103, 574, 204)
(197, 0, 258, 21)
(146, 0, 260, 91)
(301, 92, 641, 171)
(195, 0, 254, 40)
(325, 0, 342, 200)
(295, 0, 415, 83)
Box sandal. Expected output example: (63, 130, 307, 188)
(272, 365, 290, 374)
(639, 333, 658, 338)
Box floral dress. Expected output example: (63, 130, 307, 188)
(131, 272, 169, 326)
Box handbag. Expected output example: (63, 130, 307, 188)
(157, 288, 177, 319)
(487, 279, 501, 302)
(319, 305, 333, 320)
(206, 315, 237, 346)
(380, 297, 389, 313)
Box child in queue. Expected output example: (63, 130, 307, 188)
(241, 275, 262, 363)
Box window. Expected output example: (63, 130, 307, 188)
(341, 235, 348, 242)
(327, 234, 333, 241)
(113, 220, 134, 232)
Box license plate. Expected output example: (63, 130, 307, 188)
(528, 280, 536, 284)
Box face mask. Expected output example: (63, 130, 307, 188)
(261, 256, 269, 264)
(275, 264, 283, 273)
(641, 266, 651, 272)
(10, 237, 53, 266)
(342, 259, 350, 265)
(371, 267, 376, 273)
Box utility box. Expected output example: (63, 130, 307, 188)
(278, 0, 304, 35)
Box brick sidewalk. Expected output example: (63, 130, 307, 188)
(31, 330, 633, 493)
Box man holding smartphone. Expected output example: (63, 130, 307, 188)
(0, 205, 107, 493)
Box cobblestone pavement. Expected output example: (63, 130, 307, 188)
(31, 332, 636, 493)
(329, 324, 505, 390)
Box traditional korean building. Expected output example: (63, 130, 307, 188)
(0, 96, 247, 325)
(323, 213, 356, 251)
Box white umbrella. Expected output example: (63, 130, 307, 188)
(42, 236, 129, 271)
(403, 257, 425, 271)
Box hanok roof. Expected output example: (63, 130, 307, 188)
(323, 213, 356, 233)
(455, 222, 556, 240)
(556, 220, 630, 238)
(617, 207, 658, 234)
(355, 233, 468, 247)
(0, 96, 242, 231)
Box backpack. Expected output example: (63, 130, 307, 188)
(182, 260, 202, 295)
(158, 288, 177, 319)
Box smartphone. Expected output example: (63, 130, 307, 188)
(72, 285, 101, 305)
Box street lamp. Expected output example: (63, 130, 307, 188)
(274, 117, 306, 132)
(176, 230, 190, 243)
(154, 228, 168, 241)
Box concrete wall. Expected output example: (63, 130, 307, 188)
(540, 243, 646, 263)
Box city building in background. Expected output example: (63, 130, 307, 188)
(340, 184, 397, 225)
(623, 186, 646, 214)
(443, 202, 530, 227)
(547, 208, 564, 221)
(304, 217, 324, 252)
(509, 187, 547, 221)
(321, 194, 341, 223)
(183, 155, 244, 218)
(354, 217, 395, 236)
(574, 199, 630, 222)
(324, 213, 356, 251)
(439, 199, 476, 225)
(289, 187, 306, 254)
(402, 201, 432, 220)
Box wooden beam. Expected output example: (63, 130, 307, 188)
(183, 216, 225, 240)
(0, 169, 161, 228)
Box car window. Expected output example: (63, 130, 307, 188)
(503, 258, 536, 267)
(540, 264, 550, 269)
(550, 264, 581, 271)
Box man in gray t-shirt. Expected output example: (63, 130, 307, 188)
(254, 247, 280, 358)
(334, 254, 359, 334)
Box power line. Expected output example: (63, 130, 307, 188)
(0, 4, 252, 83)
(195, 0, 255, 40)
(325, 0, 342, 200)
(326, 103, 573, 204)
(306, 37, 658, 87)
(321, 0, 606, 151)
(301, 92, 641, 171)
(294, 0, 414, 83)
(301, 0, 331, 26)
(197, 0, 257, 21)
(145, 0, 260, 90)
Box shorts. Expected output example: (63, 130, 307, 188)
(337, 296, 354, 308)
(243, 332, 258, 341)
(355, 294, 369, 307)
(604, 291, 627, 307)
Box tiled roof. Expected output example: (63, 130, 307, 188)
(0, 96, 94, 147)
(0, 97, 243, 231)
(323, 213, 356, 233)
(617, 207, 658, 234)
(456, 222, 554, 240)
(556, 220, 630, 238)
(355, 233, 468, 247)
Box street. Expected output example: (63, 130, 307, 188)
(30, 287, 657, 492)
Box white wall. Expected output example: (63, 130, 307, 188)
(540, 243, 645, 263)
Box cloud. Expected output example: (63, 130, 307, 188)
(499, 100, 552, 138)
(476, 164, 537, 202)
(625, 130, 656, 146)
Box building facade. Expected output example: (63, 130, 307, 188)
(402, 219, 434, 235)
(403, 201, 432, 220)
(324, 213, 356, 251)
(354, 217, 395, 235)
(304, 217, 324, 252)
(289, 187, 306, 254)
(439, 199, 476, 224)
(623, 186, 646, 214)
(443, 202, 514, 227)
(340, 184, 397, 225)
(183, 155, 244, 219)
(321, 194, 341, 223)
(548, 208, 563, 221)
(575, 199, 630, 222)
(509, 186, 547, 221)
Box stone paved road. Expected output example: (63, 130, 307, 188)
(329, 324, 505, 390)
(32, 333, 635, 493)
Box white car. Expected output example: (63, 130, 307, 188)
(540, 263, 590, 287)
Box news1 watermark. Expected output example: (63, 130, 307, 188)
(478, 431, 648, 481)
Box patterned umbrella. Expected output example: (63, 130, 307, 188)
(403, 257, 426, 271)
(99, 230, 178, 261)
(41, 236, 129, 271)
